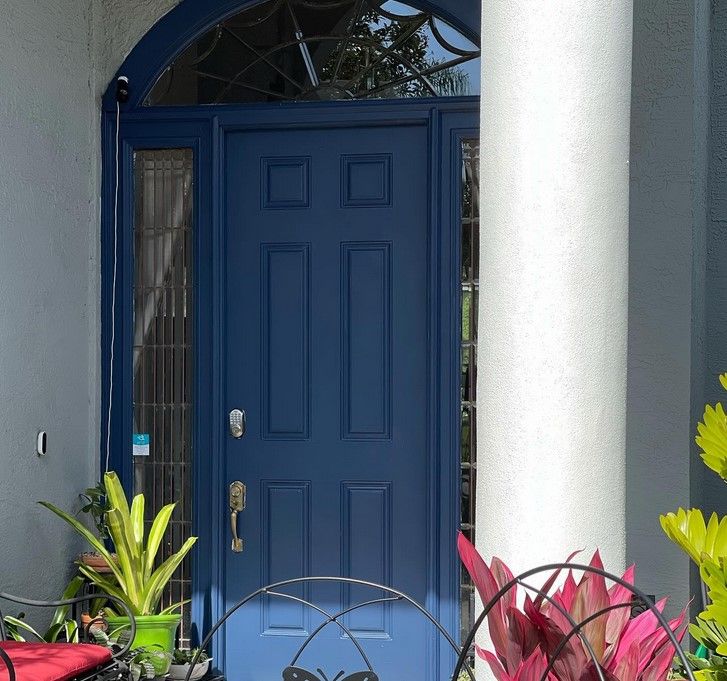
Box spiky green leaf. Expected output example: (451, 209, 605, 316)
(4, 616, 42, 642)
(143, 503, 176, 580)
(105, 507, 142, 608)
(141, 536, 197, 614)
(159, 599, 191, 615)
(76, 563, 135, 615)
(105, 472, 142, 567)
(48, 575, 84, 632)
(130, 493, 145, 548)
(38, 501, 125, 586)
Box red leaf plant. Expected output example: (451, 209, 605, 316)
(458, 532, 687, 681)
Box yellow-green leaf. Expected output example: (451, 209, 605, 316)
(104, 472, 141, 567)
(143, 503, 176, 581)
(141, 536, 197, 614)
(76, 564, 136, 616)
(38, 501, 126, 586)
(160, 599, 190, 615)
(105, 507, 142, 609)
(130, 494, 145, 548)
(48, 576, 84, 631)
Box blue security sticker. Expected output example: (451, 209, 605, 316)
(132, 433, 150, 457)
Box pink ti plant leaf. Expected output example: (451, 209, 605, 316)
(604, 564, 636, 655)
(570, 552, 611, 661)
(533, 549, 583, 610)
(610, 641, 640, 681)
(457, 532, 515, 669)
(458, 533, 686, 681)
(480, 647, 558, 681)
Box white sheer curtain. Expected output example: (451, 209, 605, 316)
(133, 152, 193, 374)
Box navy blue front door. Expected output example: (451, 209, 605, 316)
(223, 112, 461, 680)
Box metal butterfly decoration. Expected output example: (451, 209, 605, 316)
(282, 666, 378, 681)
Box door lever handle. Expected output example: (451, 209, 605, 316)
(229, 481, 246, 553)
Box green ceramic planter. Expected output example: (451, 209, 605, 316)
(106, 614, 180, 675)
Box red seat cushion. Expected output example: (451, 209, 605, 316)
(0, 641, 113, 681)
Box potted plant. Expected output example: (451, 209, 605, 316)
(76, 481, 116, 574)
(40, 471, 197, 675)
(169, 648, 212, 680)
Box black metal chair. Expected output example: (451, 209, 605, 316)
(184, 567, 697, 681)
(0, 591, 135, 681)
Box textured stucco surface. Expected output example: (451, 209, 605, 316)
(0, 0, 181, 603)
(704, 0, 727, 520)
(100, 0, 180, 91)
(626, 0, 706, 612)
(0, 0, 99, 596)
(476, 0, 632, 575)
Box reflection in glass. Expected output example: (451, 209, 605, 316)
(460, 139, 479, 645)
(145, 0, 480, 105)
(132, 149, 194, 647)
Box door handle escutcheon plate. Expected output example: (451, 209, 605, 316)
(229, 481, 246, 552)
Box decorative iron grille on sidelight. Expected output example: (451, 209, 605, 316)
(145, 0, 480, 105)
(459, 138, 479, 644)
(132, 148, 195, 647)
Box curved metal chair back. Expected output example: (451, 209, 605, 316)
(0, 590, 137, 681)
(188, 576, 473, 681)
(0, 591, 136, 657)
(451, 563, 696, 681)
(188, 567, 697, 681)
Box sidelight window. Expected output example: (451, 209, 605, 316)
(460, 138, 479, 643)
(132, 148, 195, 647)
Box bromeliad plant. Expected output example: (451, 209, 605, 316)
(660, 373, 727, 657)
(40, 471, 197, 616)
(458, 532, 687, 681)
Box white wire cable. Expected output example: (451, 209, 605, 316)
(104, 101, 121, 473)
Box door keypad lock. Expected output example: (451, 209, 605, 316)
(229, 409, 246, 439)
(229, 481, 246, 553)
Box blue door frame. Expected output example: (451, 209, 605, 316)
(102, 96, 478, 676)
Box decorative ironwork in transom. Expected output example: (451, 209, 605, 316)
(145, 0, 480, 105)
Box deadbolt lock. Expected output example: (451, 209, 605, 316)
(229, 409, 246, 439)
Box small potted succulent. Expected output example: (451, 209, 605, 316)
(125, 646, 173, 681)
(169, 648, 212, 680)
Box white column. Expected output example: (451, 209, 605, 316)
(476, 1, 633, 575)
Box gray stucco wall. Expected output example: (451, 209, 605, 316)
(0, 1, 100, 597)
(627, 0, 709, 611)
(100, 0, 179, 92)
(0, 0, 180, 601)
(703, 0, 727, 520)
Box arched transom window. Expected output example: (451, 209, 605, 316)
(145, 0, 480, 105)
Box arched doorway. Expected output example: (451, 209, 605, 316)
(102, 2, 480, 678)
